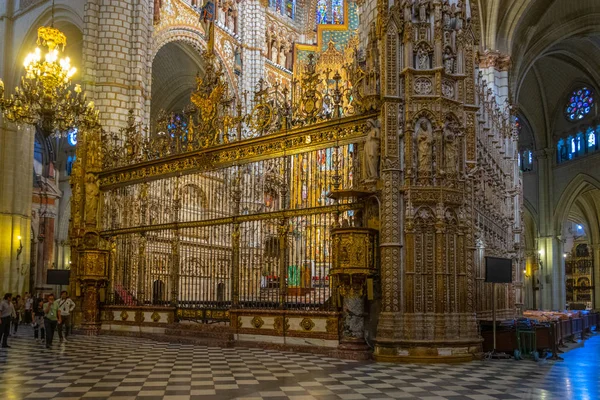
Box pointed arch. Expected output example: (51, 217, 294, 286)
(554, 173, 600, 236)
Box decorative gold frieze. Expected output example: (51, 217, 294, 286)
(99, 113, 374, 189)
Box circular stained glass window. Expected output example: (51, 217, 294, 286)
(565, 87, 594, 121)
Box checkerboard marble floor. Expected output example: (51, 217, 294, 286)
(0, 326, 598, 400)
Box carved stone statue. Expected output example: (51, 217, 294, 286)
(417, 47, 430, 69)
(444, 122, 458, 174)
(85, 173, 100, 226)
(442, 0, 451, 29)
(443, 48, 455, 74)
(416, 120, 433, 172)
(456, 0, 464, 30)
(271, 45, 278, 64)
(418, 0, 430, 23)
(153, 0, 162, 24)
(364, 118, 381, 180)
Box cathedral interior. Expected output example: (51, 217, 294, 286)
(1, 0, 600, 399)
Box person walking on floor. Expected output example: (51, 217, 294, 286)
(57, 291, 75, 342)
(12, 295, 23, 334)
(43, 294, 61, 349)
(24, 293, 33, 324)
(0, 293, 13, 348)
(32, 298, 45, 343)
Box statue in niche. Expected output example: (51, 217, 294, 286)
(271, 44, 279, 64)
(417, 47, 430, 70)
(450, 4, 457, 27)
(418, 0, 430, 23)
(456, 0, 464, 30)
(364, 118, 381, 180)
(279, 45, 287, 67)
(85, 173, 100, 226)
(443, 48, 455, 74)
(442, 0, 451, 29)
(154, 0, 162, 24)
(444, 121, 458, 174)
(234, 46, 242, 75)
(416, 119, 433, 172)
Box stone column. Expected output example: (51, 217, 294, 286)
(0, 122, 34, 295)
(82, 0, 153, 129)
(239, 0, 266, 103)
(375, 4, 403, 347)
(535, 148, 562, 310)
(478, 51, 510, 105)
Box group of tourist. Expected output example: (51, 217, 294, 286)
(0, 291, 76, 350)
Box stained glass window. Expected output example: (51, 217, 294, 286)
(521, 150, 533, 172)
(270, 0, 295, 19)
(66, 155, 75, 176)
(565, 87, 593, 121)
(587, 129, 596, 148)
(285, 0, 295, 18)
(316, 0, 344, 25)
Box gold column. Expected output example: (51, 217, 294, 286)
(137, 234, 147, 305)
(171, 177, 181, 306)
(231, 223, 240, 306)
(278, 217, 288, 307)
(70, 108, 109, 335)
(170, 232, 180, 307)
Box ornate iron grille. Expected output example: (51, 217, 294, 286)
(102, 142, 363, 322)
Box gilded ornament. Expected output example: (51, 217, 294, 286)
(414, 77, 433, 95)
(151, 311, 161, 323)
(273, 316, 289, 334)
(120, 310, 129, 321)
(325, 317, 338, 334)
(299, 318, 315, 331)
(251, 316, 264, 329)
(135, 310, 145, 323)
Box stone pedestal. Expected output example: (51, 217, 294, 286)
(331, 228, 377, 360)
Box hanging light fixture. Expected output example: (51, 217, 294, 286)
(0, 0, 89, 137)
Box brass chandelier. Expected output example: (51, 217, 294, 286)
(0, 10, 88, 137)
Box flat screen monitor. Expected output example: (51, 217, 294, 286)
(47, 270, 70, 285)
(485, 256, 513, 283)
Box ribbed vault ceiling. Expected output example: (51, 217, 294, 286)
(567, 188, 600, 243)
(151, 41, 205, 123)
(479, 0, 600, 149)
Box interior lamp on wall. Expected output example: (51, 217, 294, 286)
(16, 235, 23, 260)
(536, 249, 543, 270)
